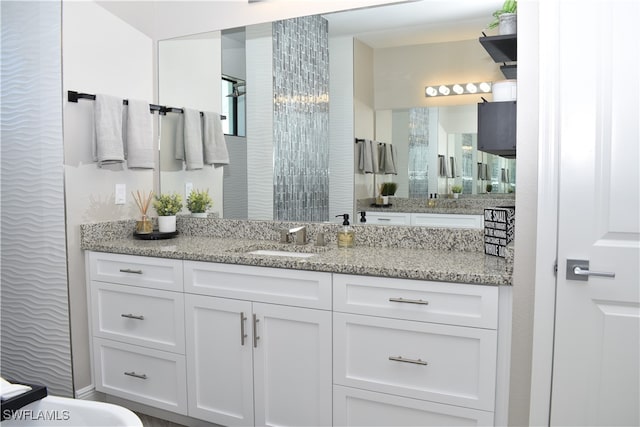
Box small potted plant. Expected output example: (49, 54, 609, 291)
(380, 182, 398, 205)
(153, 193, 182, 233)
(451, 185, 463, 199)
(486, 183, 493, 193)
(488, 0, 517, 35)
(186, 189, 213, 218)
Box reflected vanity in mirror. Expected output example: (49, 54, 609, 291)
(157, 1, 515, 225)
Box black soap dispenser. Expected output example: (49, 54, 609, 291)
(335, 213, 355, 248)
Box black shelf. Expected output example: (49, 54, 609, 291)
(501, 64, 517, 79)
(477, 101, 517, 159)
(479, 34, 517, 63)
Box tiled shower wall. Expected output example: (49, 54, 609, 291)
(408, 107, 430, 198)
(272, 16, 329, 221)
(1, 1, 73, 396)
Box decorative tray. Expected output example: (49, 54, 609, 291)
(133, 230, 179, 240)
(370, 203, 393, 208)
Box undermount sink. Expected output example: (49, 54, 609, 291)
(229, 241, 331, 257)
(247, 250, 316, 258)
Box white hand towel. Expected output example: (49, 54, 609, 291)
(124, 99, 154, 169)
(93, 94, 124, 167)
(384, 143, 397, 175)
(175, 113, 185, 160)
(183, 108, 204, 170)
(0, 377, 31, 401)
(202, 111, 229, 166)
(359, 140, 374, 173)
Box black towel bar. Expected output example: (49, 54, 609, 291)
(67, 90, 226, 119)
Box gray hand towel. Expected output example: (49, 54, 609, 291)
(175, 113, 185, 160)
(202, 111, 229, 166)
(359, 140, 374, 173)
(183, 108, 204, 170)
(93, 94, 124, 166)
(384, 143, 397, 175)
(124, 99, 154, 169)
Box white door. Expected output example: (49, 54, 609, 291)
(252, 303, 332, 427)
(185, 295, 254, 426)
(551, 1, 640, 425)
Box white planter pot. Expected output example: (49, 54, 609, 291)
(453, 193, 460, 199)
(158, 215, 176, 233)
(382, 196, 389, 205)
(191, 212, 208, 218)
(499, 13, 517, 35)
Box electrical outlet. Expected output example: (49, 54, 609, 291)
(115, 184, 126, 205)
(185, 182, 193, 198)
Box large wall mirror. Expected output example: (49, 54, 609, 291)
(157, 0, 512, 222)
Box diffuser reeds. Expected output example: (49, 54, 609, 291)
(132, 190, 153, 233)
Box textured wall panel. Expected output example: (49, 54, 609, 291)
(246, 23, 274, 220)
(273, 16, 329, 222)
(223, 136, 248, 219)
(408, 108, 431, 198)
(1, 1, 73, 396)
(329, 37, 355, 219)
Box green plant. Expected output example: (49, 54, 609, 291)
(451, 185, 463, 194)
(153, 193, 182, 216)
(380, 182, 398, 196)
(186, 189, 213, 213)
(486, 184, 493, 193)
(488, 0, 517, 29)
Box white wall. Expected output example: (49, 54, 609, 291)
(62, 0, 154, 391)
(374, 39, 504, 110)
(158, 35, 224, 217)
(354, 39, 376, 202)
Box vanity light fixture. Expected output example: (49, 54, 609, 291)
(425, 81, 492, 97)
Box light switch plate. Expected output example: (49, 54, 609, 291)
(115, 184, 126, 205)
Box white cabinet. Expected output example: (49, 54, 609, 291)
(411, 213, 484, 229)
(365, 212, 483, 229)
(366, 212, 411, 225)
(332, 274, 500, 426)
(184, 262, 332, 427)
(87, 252, 188, 415)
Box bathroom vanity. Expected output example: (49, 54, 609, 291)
(82, 218, 512, 426)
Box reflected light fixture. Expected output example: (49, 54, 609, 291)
(425, 81, 492, 97)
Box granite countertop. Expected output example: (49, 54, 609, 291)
(360, 196, 516, 216)
(82, 229, 512, 286)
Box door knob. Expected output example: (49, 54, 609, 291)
(566, 259, 615, 281)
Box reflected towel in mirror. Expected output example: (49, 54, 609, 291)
(181, 107, 204, 170)
(202, 111, 229, 166)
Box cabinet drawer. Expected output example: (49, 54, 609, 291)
(410, 213, 484, 229)
(184, 261, 332, 309)
(333, 274, 498, 329)
(93, 338, 187, 414)
(333, 313, 497, 411)
(333, 385, 494, 427)
(91, 282, 185, 353)
(366, 212, 411, 225)
(88, 251, 183, 291)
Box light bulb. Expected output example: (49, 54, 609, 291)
(425, 86, 437, 97)
(479, 82, 491, 92)
(452, 84, 464, 95)
(466, 83, 477, 93)
(438, 85, 450, 96)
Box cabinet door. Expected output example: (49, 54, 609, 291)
(366, 212, 411, 225)
(253, 303, 332, 427)
(185, 295, 254, 426)
(477, 101, 516, 157)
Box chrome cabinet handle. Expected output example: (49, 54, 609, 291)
(389, 356, 428, 366)
(566, 259, 615, 281)
(124, 371, 147, 380)
(119, 268, 143, 274)
(253, 314, 260, 348)
(121, 313, 144, 320)
(389, 297, 429, 305)
(240, 312, 247, 346)
(377, 218, 392, 222)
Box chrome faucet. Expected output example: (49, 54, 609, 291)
(288, 226, 307, 245)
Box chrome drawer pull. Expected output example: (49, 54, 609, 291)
(119, 268, 143, 274)
(389, 297, 429, 305)
(253, 314, 260, 348)
(389, 356, 428, 366)
(377, 218, 392, 221)
(124, 371, 147, 380)
(121, 314, 144, 320)
(240, 312, 248, 346)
